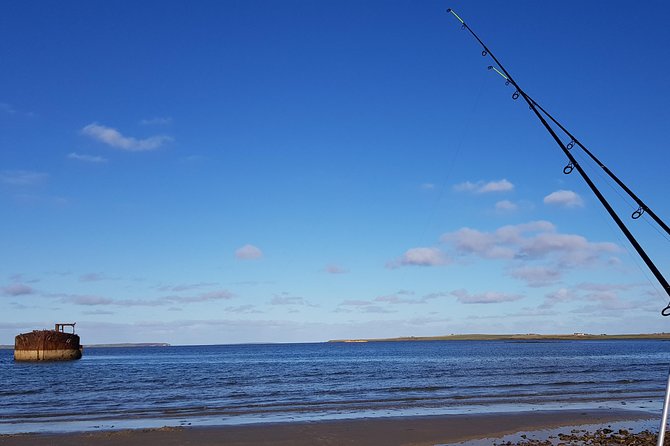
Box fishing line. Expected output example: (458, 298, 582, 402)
(561, 134, 670, 246)
(529, 96, 670, 237)
(591, 194, 665, 305)
(445, 7, 670, 314)
(419, 67, 487, 243)
(445, 10, 670, 443)
(642, 215, 670, 244)
(486, 50, 670, 239)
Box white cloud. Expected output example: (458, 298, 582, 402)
(441, 221, 617, 267)
(543, 190, 584, 208)
(67, 152, 108, 163)
(520, 232, 618, 267)
(139, 117, 173, 126)
(480, 179, 514, 193)
(1, 283, 34, 296)
(0, 170, 48, 186)
(421, 183, 436, 190)
(441, 221, 620, 287)
(495, 200, 518, 212)
(81, 123, 172, 151)
(454, 179, 514, 194)
(235, 244, 263, 260)
(387, 247, 447, 269)
(441, 227, 515, 259)
(451, 289, 523, 304)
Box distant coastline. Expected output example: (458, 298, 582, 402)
(328, 333, 670, 343)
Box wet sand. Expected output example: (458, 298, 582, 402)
(0, 409, 656, 446)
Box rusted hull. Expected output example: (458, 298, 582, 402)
(14, 348, 82, 361)
(14, 330, 82, 361)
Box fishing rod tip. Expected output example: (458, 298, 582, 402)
(446, 8, 452, 13)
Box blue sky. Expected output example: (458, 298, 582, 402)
(1, 0, 669, 344)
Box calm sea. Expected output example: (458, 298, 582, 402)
(0, 340, 668, 433)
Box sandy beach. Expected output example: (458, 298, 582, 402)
(0, 409, 657, 446)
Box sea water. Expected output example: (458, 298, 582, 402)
(0, 340, 668, 433)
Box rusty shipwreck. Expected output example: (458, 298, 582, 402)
(14, 323, 83, 361)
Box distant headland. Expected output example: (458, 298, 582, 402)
(328, 333, 670, 343)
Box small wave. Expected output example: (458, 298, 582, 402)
(0, 389, 42, 397)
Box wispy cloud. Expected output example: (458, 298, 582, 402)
(0, 170, 48, 186)
(64, 295, 114, 306)
(374, 290, 436, 305)
(540, 288, 576, 309)
(335, 290, 435, 311)
(543, 190, 584, 208)
(271, 296, 304, 305)
(386, 247, 448, 269)
(157, 282, 217, 292)
(139, 117, 173, 126)
(79, 273, 108, 282)
(1, 283, 35, 296)
(11, 194, 68, 207)
(235, 244, 263, 260)
(454, 179, 514, 194)
(0, 103, 17, 114)
(81, 123, 172, 151)
(509, 266, 562, 287)
(340, 299, 372, 307)
(82, 309, 115, 315)
(325, 264, 348, 274)
(539, 282, 643, 310)
(225, 305, 262, 314)
(9, 273, 39, 284)
(0, 102, 35, 117)
(421, 183, 436, 190)
(336, 298, 396, 314)
(171, 290, 233, 303)
(59, 289, 234, 307)
(67, 152, 108, 163)
(451, 289, 523, 304)
(495, 200, 518, 212)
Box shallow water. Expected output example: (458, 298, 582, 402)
(1, 340, 668, 433)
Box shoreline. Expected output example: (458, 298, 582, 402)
(329, 333, 670, 343)
(0, 409, 657, 446)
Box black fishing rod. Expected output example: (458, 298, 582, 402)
(445, 8, 670, 314)
(528, 97, 670, 237)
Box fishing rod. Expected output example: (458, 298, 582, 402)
(529, 96, 670, 237)
(445, 8, 670, 315)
